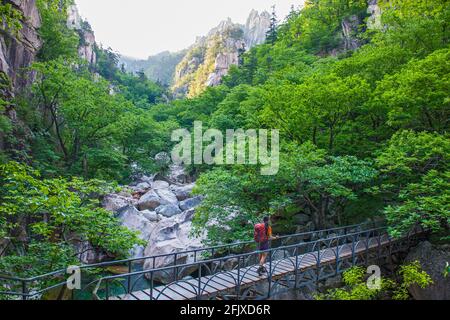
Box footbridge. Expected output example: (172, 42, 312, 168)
(0, 222, 426, 300)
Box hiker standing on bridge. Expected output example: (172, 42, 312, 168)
(255, 216, 277, 276)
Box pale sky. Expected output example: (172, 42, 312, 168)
(75, 0, 302, 59)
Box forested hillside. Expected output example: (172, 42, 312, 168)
(0, 0, 175, 276)
(154, 0, 449, 245)
(119, 50, 186, 87)
(171, 10, 271, 98)
(1, 0, 174, 181)
(0, 0, 448, 289)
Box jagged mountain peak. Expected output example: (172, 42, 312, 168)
(119, 9, 272, 95)
(171, 9, 271, 98)
(245, 9, 271, 49)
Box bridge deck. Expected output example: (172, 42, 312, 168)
(113, 234, 390, 301)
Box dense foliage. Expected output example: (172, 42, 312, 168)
(316, 262, 433, 300)
(2, 0, 173, 182)
(0, 2, 22, 34)
(166, 0, 449, 244)
(0, 0, 167, 278)
(0, 162, 143, 278)
(193, 143, 377, 244)
(0, 2, 22, 148)
(0, 0, 448, 283)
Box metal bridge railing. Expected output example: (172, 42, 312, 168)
(0, 221, 385, 300)
(94, 225, 425, 301)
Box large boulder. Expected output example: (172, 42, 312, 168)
(179, 196, 203, 211)
(131, 182, 151, 194)
(179, 208, 196, 224)
(167, 164, 190, 184)
(141, 210, 161, 222)
(118, 206, 158, 259)
(211, 256, 239, 272)
(170, 183, 195, 201)
(156, 204, 182, 218)
(143, 213, 205, 284)
(102, 194, 134, 213)
(118, 206, 157, 241)
(155, 188, 179, 205)
(138, 190, 167, 211)
(405, 241, 450, 300)
(153, 180, 170, 190)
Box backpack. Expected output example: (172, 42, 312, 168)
(254, 223, 268, 243)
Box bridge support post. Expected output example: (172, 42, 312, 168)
(268, 252, 273, 299)
(198, 264, 202, 301)
(149, 271, 154, 301)
(351, 234, 357, 266)
(127, 261, 132, 294)
(294, 247, 299, 290)
(365, 232, 370, 266)
(22, 280, 27, 301)
(315, 244, 321, 286)
(105, 280, 109, 301)
(335, 247, 340, 276)
(236, 257, 241, 300)
(377, 234, 382, 263)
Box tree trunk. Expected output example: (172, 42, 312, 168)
(49, 106, 68, 160)
(329, 127, 335, 152)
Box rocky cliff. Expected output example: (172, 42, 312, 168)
(67, 4, 97, 66)
(367, 0, 382, 30)
(172, 2, 383, 97)
(245, 9, 271, 48)
(172, 10, 271, 98)
(0, 2, 96, 93)
(0, 0, 42, 91)
(406, 241, 450, 300)
(327, 0, 381, 56)
(0, 1, 97, 152)
(119, 10, 269, 90)
(0, 0, 41, 152)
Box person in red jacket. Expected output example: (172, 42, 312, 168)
(255, 216, 277, 276)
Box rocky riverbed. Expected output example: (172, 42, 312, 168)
(98, 164, 206, 283)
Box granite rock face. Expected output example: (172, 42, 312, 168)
(143, 209, 206, 284)
(244, 9, 272, 48)
(0, 1, 99, 152)
(66, 4, 97, 65)
(0, 0, 42, 152)
(0, 0, 42, 90)
(341, 15, 362, 51)
(99, 164, 205, 270)
(155, 204, 182, 218)
(138, 190, 167, 211)
(1, 1, 97, 91)
(405, 241, 450, 300)
(367, 0, 382, 30)
(172, 10, 270, 97)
